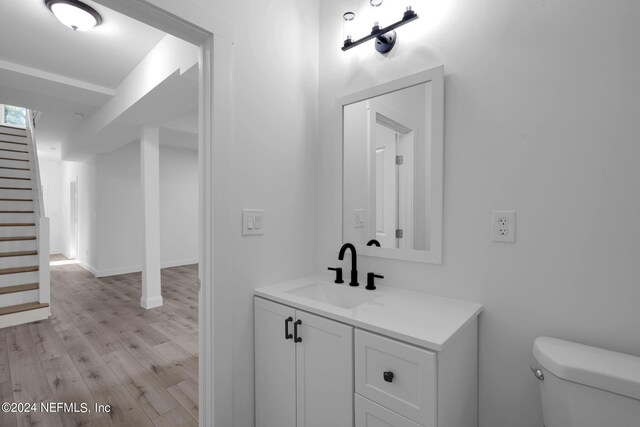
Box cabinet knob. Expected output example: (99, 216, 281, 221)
(383, 371, 394, 383)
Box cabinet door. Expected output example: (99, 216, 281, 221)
(255, 298, 296, 427)
(295, 310, 354, 427)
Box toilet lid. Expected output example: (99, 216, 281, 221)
(533, 337, 640, 401)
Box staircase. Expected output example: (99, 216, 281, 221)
(0, 115, 50, 328)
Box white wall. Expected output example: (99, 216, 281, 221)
(93, 141, 199, 276)
(318, 1, 640, 427)
(39, 159, 64, 253)
(159, 145, 198, 266)
(95, 141, 142, 275)
(222, 4, 320, 427)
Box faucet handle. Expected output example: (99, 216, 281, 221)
(327, 267, 344, 284)
(366, 272, 383, 290)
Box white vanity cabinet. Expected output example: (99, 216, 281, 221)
(255, 275, 482, 427)
(255, 297, 354, 427)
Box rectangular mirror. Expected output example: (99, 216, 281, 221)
(339, 66, 444, 263)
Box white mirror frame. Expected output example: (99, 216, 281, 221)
(337, 66, 444, 263)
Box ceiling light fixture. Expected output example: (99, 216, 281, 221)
(45, 0, 102, 32)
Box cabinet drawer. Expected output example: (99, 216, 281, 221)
(355, 330, 436, 426)
(355, 394, 422, 427)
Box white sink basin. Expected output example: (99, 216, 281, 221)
(286, 282, 379, 309)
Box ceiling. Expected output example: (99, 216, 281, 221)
(0, 0, 165, 89)
(0, 0, 197, 158)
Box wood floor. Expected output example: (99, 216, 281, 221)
(0, 258, 199, 427)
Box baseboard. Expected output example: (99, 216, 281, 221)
(140, 295, 163, 309)
(76, 261, 98, 276)
(95, 265, 141, 278)
(50, 249, 64, 255)
(94, 259, 199, 278)
(162, 258, 199, 268)
(0, 307, 49, 329)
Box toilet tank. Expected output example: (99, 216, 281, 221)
(533, 337, 640, 427)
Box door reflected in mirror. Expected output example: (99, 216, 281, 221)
(344, 84, 429, 250)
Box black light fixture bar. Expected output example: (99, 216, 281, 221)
(342, 9, 418, 51)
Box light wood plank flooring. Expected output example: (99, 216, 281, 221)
(0, 258, 198, 427)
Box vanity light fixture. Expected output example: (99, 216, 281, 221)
(45, 0, 103, 32)
(342, 2, 418, 54)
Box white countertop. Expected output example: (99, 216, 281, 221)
(254, 274, 483, 352)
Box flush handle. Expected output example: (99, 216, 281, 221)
(383, 371, 394, 383)
(530, 364, 544, 381)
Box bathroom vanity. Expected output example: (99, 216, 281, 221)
(254, 275, 482, 427)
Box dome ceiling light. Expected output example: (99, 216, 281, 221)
(45, 0, 103, 32)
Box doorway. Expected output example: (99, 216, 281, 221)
(69, 179, 78, 260)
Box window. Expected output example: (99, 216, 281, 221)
(0, 104, 27, 128)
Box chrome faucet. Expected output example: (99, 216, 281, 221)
(338, 243, 359, 286)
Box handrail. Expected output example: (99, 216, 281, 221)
(26, 110, 45, 219)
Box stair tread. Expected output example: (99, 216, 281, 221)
(0, 250, 37, 258)
(0, 166, 29, 171)
(0, 236, 36, 241)
(0, 157, 28, 162)
(0, 302, 48, 316)
(0, 124, 25, 129)
(0, 177, 30, 181)
(0, 141, 28, 146)
(0, 283, 38, 295)
(0, 223, 35, 227)
(0, 199, 33, 202)
(0, 211, 34, 214)
(0, 266, 38, 275)
(0, 187, 32, 190)
(0, 148, 28, 153)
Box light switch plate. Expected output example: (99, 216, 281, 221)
(242, 209, 264, 236)
(491, 210, 516, 243)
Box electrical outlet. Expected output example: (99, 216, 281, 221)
(492, 210, 516, 243)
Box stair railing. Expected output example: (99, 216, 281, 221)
(25, 110, 50, 306)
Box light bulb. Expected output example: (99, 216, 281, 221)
(343, 11, 356, 45)
(370, 0, 384, 28)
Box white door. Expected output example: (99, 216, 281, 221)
(295, 310, 353, 427)
(69, 180, 78, 259)
(395, 133, 414, 250)
(374, 123, 398, 248)
(255, 298, 297, 427)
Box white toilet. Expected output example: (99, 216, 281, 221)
(532, 337, 640, 427)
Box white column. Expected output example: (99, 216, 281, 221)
(140, 127, 163, 309)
